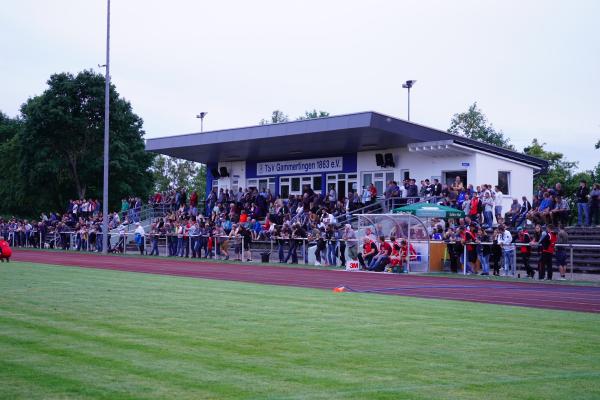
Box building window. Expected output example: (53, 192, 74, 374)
(498, 171, 510, 195)
(313, 176, 322, 190)
(291, 177, 301, 192)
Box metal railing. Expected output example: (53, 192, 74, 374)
(6, 229, 600, 281)
(438, 240, 600, 280)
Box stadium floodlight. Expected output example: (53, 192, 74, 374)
(402, 80, 417, 121)
(196, 112, 208, 132)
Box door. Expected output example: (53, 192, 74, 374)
(361, 172, 394, 198)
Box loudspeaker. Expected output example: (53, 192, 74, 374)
(210, 167, 220, 179)
(375, 153, 384, 167)
(219, 167, 229, 177)
(384, 153, 395, 168)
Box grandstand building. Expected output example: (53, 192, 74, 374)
(145, 112, 547, 209)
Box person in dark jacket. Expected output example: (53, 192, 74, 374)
(576, 180, 590, 226)
(517, 228, 533, 278)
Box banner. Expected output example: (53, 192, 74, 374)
(257, 157, 343, 176)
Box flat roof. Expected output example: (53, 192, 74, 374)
(145, 111, 548, 170)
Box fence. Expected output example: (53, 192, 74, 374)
(4, 229, 599, 281)
(443, 240, 598, 280)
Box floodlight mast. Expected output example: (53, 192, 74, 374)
(196, 112, 208, 132)
(101, 0, 111, 254)
(402, 80, 417, 121)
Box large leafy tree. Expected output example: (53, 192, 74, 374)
(8, 70, 153, 214)
(449, 102, 514, 149)
(150, 155, 206, 196)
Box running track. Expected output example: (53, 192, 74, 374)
(12, 250, 600, 314)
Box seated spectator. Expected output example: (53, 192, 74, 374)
(357, 237, 377, 270)
(368, 236, 392, 272)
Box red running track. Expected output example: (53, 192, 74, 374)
(12, 250, 600, 313)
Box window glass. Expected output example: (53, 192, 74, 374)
(386, 172, 395, 183)
(313, 176, 322, 190)
(348, 174, 357, 179)
(363, 173, 372, 187)
(498, 171, 510, 195)
(291, 178, 300, 192)
(302, 177, 311, 182)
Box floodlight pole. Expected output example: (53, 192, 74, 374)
(407, 87, 411, 121)
(196, 112, 208, 132)
(101, 0, 111, 254)
(402, 80, 416, 121)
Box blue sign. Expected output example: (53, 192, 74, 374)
(461, 162, 470, 167)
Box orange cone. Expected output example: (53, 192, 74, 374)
(333, 286, 346, 293)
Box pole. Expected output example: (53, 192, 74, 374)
(463, 242, 467, 275)
(101, 0, 111, 254)
(407, 87, 411, 121)
(569, 245, 574, 281)
(201, 117, 204, 133)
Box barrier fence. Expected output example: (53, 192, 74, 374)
(3, 230, 598, 281)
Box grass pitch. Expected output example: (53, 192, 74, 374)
(0, 262, 599, 399)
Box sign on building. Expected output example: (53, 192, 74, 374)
(257, 157, 343, 176)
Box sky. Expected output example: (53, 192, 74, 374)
(1, 0, 599, 170)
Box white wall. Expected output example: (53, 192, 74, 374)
(357, 148, 477, 185)
(474, 152, 534, 210)
(217, 161, 246, 192)
(356, 148, 535, 211)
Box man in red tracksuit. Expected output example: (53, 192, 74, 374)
(539, 225, 557, 280)
(0, 236, 12, 262)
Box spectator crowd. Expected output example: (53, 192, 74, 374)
(1, 176, 598, 280)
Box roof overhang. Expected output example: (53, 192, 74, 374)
(145, 111, 548, 170)
(407, 140, 473, 157)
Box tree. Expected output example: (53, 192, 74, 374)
(8, 70, 153, 213)
(448, 102, 514, 149)
(150, 155, 206, 196)
(523, 138, 579, 192)
(259, 110, 288, 125)
(296, 109, 330, 120)
(0, 111, 22, 144)
(596, 139, 599, 149)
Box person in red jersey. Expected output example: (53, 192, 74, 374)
(0, 236, 12, 262)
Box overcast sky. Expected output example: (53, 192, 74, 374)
(2, 0, 599, 170)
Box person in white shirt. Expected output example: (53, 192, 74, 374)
(134, 222, 145, 255)
(496, 224, 514, 276)
(361, 187, 370, 205)
(494, 186, 504, 223)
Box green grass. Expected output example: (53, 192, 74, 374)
(1, 262, 599, 399)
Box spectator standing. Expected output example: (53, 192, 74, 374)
(576, 180, 590, 226)
(493, 186, 503, 223)
(539, 225, 557, 280)
(134, 222, 145, 255)
(477, 228, 491, 276)
(517, 227, 533, 278)
(482, 191, 495, 228)
(343, 224, 358, 262)
(496, 224, 515, 276)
